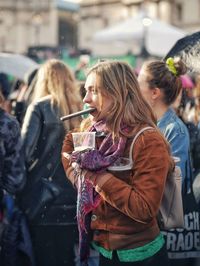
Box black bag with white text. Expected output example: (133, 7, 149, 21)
(162, 159, 200, 259)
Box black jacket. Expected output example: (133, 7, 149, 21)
(0, 108, 25, 194)
(20, 96, 77, 225)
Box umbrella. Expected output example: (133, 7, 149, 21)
(164, 31, 200, 73)
(92, 13, 186, 57)
(0, 52, 39, 80)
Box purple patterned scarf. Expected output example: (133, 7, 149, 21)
(71, 121, 127, 265)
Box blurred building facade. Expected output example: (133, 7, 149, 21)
(0, 0, 200, 55)
(0, 0, 79, 54)
(78, 0, 200, 52)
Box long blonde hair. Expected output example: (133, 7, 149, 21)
(83, 60, 157, 138)
(32, 59, 82, 129)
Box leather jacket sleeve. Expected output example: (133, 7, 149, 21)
(21, 103, 42, 167)
(61, 132, 76, 185)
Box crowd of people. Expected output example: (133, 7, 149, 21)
(0, 56, 200, 266)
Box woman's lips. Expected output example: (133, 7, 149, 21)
(87, 107, 97, 115)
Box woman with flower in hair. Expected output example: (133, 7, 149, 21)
(62, 60, 173, 266)
(138, 58, 194, 266)
(138, 57, 190, 185)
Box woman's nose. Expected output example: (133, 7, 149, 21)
(83, 92, 91, 103)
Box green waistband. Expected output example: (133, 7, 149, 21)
(92, 233, 164, 262)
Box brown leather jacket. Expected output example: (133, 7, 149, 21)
(62, 127, 171, 251)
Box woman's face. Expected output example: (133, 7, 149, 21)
(137, 68, 153, 105)
(83, 72, 113, 122)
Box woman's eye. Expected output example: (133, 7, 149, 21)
(92, 89, 98, 95)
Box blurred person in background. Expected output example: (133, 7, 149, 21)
(138, 57, 190, 185)
(172, 77, 200, 177)
(19, 59, 82, 266)
(183, 75, 200, 125)
(184, 75, 200, 176)
(172, 74, 200, 214)
(0, 84, 25, 243)
(11, 66, 39, 126)
(0, 73, 12, 113)
(75, 55, 90, 81)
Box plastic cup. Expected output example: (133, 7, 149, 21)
(72, 132, 96, 152)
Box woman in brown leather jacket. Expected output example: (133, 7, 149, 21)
(62, 60, 173, 266)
